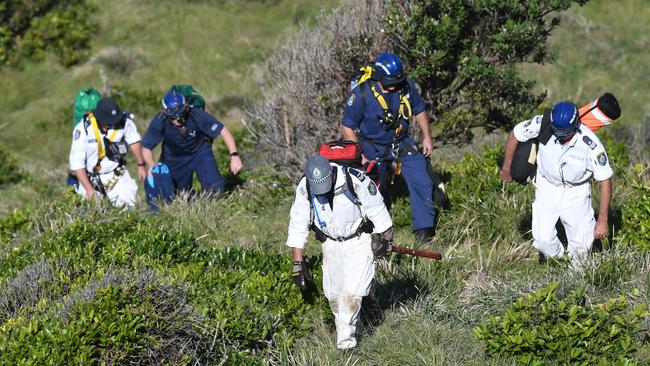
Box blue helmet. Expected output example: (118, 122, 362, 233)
(161, 90, 187, 119)
(374, 52, 406, 87)
(550, 101, 579, 140)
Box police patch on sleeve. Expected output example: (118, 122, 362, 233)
(211, 124, 219, 131)
(73, 130, 81, 141)
(347, 94, 356, 106)
(582, 135, 597, 150)
(523, 119, 532, 127)
(367, 181, 377, 195)
(596, 151, 608, 166)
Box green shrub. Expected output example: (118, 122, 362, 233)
(614, 178, 650, 252)
(0, 210, 323, 365)
(474, 281, 648, 365)
(0, 146, 23, 186)
(0, 1, 97, 67)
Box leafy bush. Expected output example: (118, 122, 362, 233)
(0, 211, 323, 365)
(0, 146, 24, 186)
(0, 0, 98, 67)
(474, 281, 648, 365)
(385, 0, 588, 145)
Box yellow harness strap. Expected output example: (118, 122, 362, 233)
(370, 85, 412, 120)
(88, 113, 106, 160)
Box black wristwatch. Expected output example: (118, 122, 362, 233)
(137, 162, 146, 167)
(230, 152, 239, 157)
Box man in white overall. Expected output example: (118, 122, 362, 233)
(287, 155, 393, 350)
(69, 97, 146, 207)
(501, 101, 613, 264)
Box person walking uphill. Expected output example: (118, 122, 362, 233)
(141, 89, 242, 203)
(287, 155, 393, 350)
(340, 52, 437, 243)
(69, 97, 146, 207)
(500, 101, 613, 265)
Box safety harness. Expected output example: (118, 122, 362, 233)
(304, 167, 374, 242)
(359, 82, 413, 178)
(84, 112, 129, 192)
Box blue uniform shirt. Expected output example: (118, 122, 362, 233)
(341, 78, 426, 146)
(142, 108, 224, 161)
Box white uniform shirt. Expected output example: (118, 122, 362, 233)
(286, 164, 392, 249)
(69, 116, 141, 174)
(513, 115, 613, 186)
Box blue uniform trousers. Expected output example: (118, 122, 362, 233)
(361, 138, 436, 232)
(167, 144, 225, 195)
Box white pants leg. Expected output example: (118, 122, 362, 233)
(558, 186, 595, 261)
(532, 183, 564, 258)
(105, 170, 138, 207)
(532, 176, 594, 260)
(321, 233, 375, 350)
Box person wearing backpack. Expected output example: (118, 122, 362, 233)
(69, 97, 146, 207)
(141, 89, 242, 202)
(341, 52, 437, 243)
(287, 155, 392, 350)
(500, 101, 613, 266)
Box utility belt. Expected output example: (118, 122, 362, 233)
(310, 219, 374, 243)
(359, 135, 417, 161)
(89, 164, 126, 193)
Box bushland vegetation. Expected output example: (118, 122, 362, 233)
(250, 0, 590, 178)
(0, 0, 648, 364)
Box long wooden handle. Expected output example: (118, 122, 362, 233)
(390, 246, 442, 260)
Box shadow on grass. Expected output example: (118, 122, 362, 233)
(359, 269, 426, 339)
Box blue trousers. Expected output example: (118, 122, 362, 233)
(166, 145, 225, 195)
(360, 138, 436, 231)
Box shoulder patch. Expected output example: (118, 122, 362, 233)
(347, 93, 356, 106)
(211, 123, 219, 131)
(367, 181, 377, 196)
(596, 151, 608, 166)
(74, 129, 81, 141)
(582, 135, 597, 150)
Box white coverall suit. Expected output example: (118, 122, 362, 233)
(513, 115, 613, 260)
(286, 164, 392, 349)
(69, 116, 141, 207)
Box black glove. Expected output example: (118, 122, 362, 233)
(371, 234, 393, 259)
(292, 261, 313, 291)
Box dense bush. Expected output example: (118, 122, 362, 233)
(249, 0, 588, 178)
(0, 146, 24, 186)
(474, 281, 648, 365)
(0, 211, 324, 365)
(0, 0, 97, 67)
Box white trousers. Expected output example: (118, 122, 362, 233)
(532, 176, 595, 261)
(76, 170, 138, 207)
(321, 233, 375, 350)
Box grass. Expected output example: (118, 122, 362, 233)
(522, 0, 650, 125)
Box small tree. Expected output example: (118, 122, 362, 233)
(0, 0, 97, 67)
(248, 0, 588, 178)
(385, 0, 588, 145)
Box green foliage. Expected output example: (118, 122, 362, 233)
(0, 209, 322, 364)
(0, 146, 24, 186)
(474, 281, 648, 365)
(0, 0, 98, 67)
(614, 177, 650, 252)
(384, 0, 588, 145)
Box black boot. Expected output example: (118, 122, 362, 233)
(413, 228, 434, 243)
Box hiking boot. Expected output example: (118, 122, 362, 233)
(413, 228, 435, 243)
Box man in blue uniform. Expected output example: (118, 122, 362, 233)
(341, 52, 436, 243)
(142, 90, 242, 204)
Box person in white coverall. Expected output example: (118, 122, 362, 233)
(500, 101, 613, 263)
(69, 97, 146, 207)
(287, 155, 393, 350)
